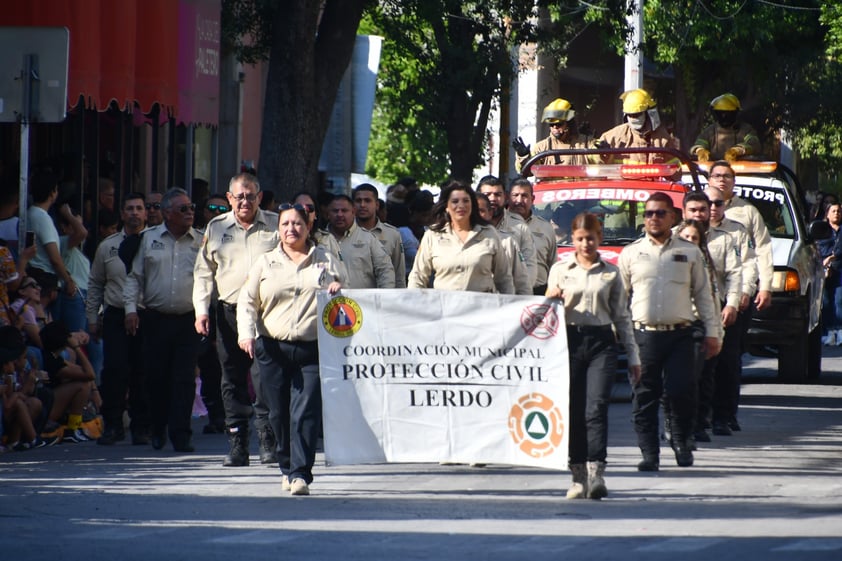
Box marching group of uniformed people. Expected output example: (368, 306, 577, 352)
(78, 87, 772, 499)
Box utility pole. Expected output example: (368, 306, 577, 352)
(624, 0, 643, 92)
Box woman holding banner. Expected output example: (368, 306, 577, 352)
(407, 181, 514, 294)
(546, 212, 640, 500)
(237, 203, 344, 496)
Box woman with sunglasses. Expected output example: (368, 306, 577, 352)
(545, 212, 639, 500)
(237, 203, 344, 496)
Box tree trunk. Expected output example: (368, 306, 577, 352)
(258, 0, 370, 200)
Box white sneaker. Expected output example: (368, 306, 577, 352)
(823, 331, 837, 346)
(289, 478, 310, 496)
(280, 475, 291, 492)
(835, 329, 842, 345)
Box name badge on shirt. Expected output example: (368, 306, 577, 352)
(109, 247, 119, 257)
(673, 253, 688, 263)
(221, 233, 234, 243)
(150, 240, 165, 250)
(353, 242, 366, 249)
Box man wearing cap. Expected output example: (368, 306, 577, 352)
(476, 175, 537, 288)
(598, 89, 679, 164)
(325, 195, 396, 289)
(353, 184, 406, 287)
(691, 93, 761, 162)
(193, 173, 280, 467)
(618, 192, 720, 471)
(514, 98, 591, 175)
(88, 192, 151, 446)
(508, 178, 558, 295)
(124, 187, 203, 453)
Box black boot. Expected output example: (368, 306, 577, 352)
(223, 426, 249, 467)
(258, 427, 278, 464)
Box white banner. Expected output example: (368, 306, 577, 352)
(317, 289, 569, 470)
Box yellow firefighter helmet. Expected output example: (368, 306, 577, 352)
(541, 98, 576, 123)
(710, 93, 741, 111)
(620, 89, 656, 114)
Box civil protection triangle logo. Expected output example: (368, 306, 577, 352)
(322, 296, 363, 337)
(508, 392, 565, 458)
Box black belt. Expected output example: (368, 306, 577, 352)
(145, 309, 194, 318)
(567, 324, 613, 335)
(219, 301, 237, 311)
(634, 321, 692, 332)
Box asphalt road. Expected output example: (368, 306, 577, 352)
(2, 349, 842, 561)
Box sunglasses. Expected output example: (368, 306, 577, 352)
(207, 204, 229, 213)
(145, 202, 162, 210)
(643, 209, 669, 219)
(231, 193, 258, 202)
(176, 203, 197, 213)
(21, 282, 40, 290)
(710, 173, 735, 180)
(278, 203, 309, 212)
(710, 200, 726, 207)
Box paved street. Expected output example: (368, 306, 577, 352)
(2, 349, 842, 561)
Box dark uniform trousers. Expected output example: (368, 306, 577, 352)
(99, 306, 150, 434)
(566, 326, 617, 464)
(712, 309, 747, 423)
(632, 327, 699, 455)
(217, 301, 271, 433)
(142, 309, 201, 442)
(254, 337, 320, 484)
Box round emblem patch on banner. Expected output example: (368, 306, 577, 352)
(520, 303, 559, 340)
(322, 296, 363, 337)
(508, 392, 565, 458)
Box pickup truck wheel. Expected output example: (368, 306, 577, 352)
(778, 330, 808, 383)
(807, 321, 822, 380)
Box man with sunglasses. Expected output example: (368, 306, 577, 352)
(513, 98, 591, 176)
(145, 192, 164, 227)
(124, 187, 203, 453)
(618, 192, 720, 472)
(705, 184, 758, 437)
(88, 192, 151, 446)
(679, 191, 743, 444)
(193, 173, 279, 466)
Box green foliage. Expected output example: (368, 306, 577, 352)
(362, 0, 540, 183)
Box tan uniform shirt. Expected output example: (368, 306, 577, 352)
(515, 133, 592, 172)
(617, 234, 719, 338)
(498, 230, 531, 295)
(123, 224, 202, 315)
(724, 196, 773, 292)
(192, 209, 279, 316)
(330, 222, 396, 289)
(706, 225, 742, 309)
(714, 217, 757, 297)
(361, 218, 406, 288)
(494, 211, 537, 287)
(408, 223, 515, 294)
(547, 257, 640, 366)
(598, 123, 680, 163)
(236, 243, 344, 343)
(86, 230, 131, 326)
(524, 213, 557, 289)
(690, 122, 761, 160)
